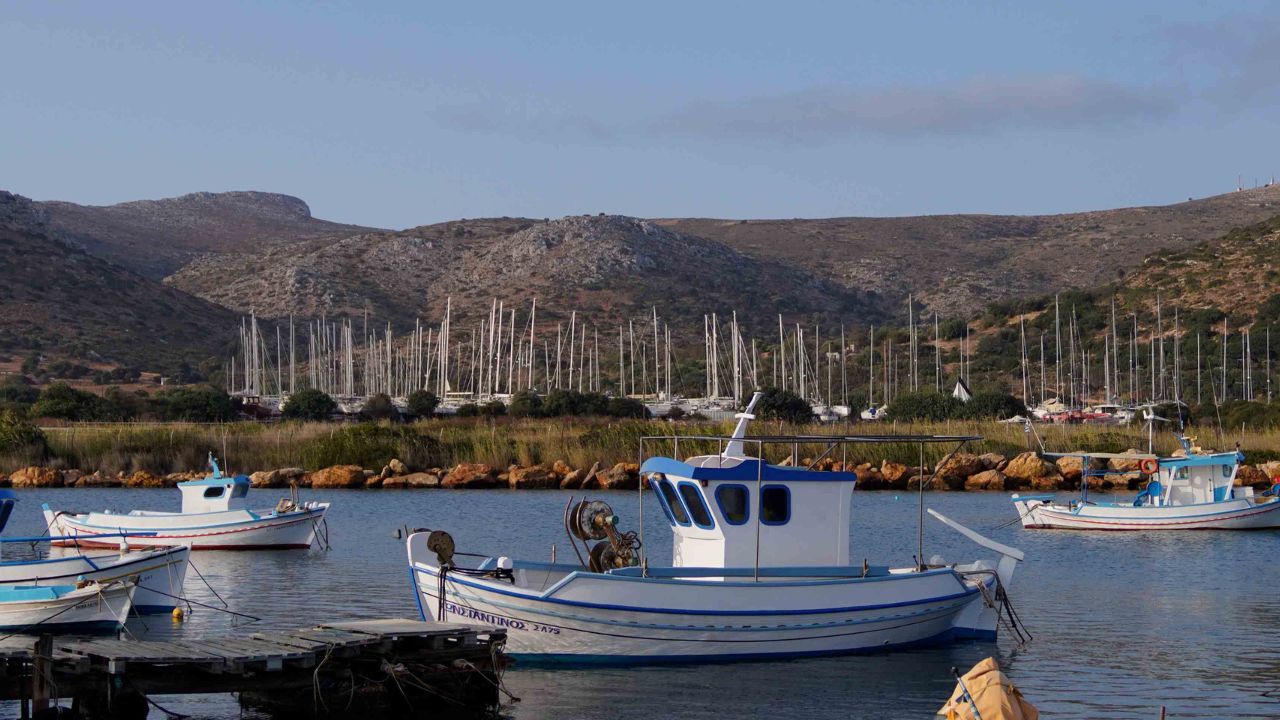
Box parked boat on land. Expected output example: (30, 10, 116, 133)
(43, 455, 329, 550)
(1012, 437, 1280, 530)
(408, 392, 1027, 665)
(0, 579, 135, 633)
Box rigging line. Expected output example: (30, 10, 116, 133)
(186, 556, 230, 609)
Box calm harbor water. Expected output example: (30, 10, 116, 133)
(3, 487, 1278, 719)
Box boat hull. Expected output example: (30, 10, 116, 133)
(407, 560, 1000, 665)
(0, 582, 135, 633)
(1013, 495, 1280, 530)
(43, 506, 327, 550)
(0, 546, 190, 613)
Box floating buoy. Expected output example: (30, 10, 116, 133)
(172, 607, 185, 622)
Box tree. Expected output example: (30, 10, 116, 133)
(507, 390, 543, 418)
(0, 375, 38, 409)
(886, 391, 964, 421)
(362, 393, 400, 421)
(606, 396, 647, 418)
(29, 383, 119, 421)
(406, 390, 440, 418)
(961, 391, 1027, 420)
(157, 385, 238, 422)
(754, 388, 813, 424)
(283, 388, 337, 421)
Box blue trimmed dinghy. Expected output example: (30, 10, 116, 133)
(0, 580, 135, 633)
(43, 454, 329, 550)
(408, 392, 1026, 665)
(1012, 437, 1280, 531)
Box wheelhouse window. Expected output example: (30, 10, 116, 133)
(231, 483, 249, 498)
(715, 484, 750, 525)
(648, 474, 677, 525)
(203, 486, 226, 499)
(677, 482, 715, 529)
(658, 479, 690, 525)
(760, 485, 790, 525)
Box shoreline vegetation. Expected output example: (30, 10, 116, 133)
(3, 417, 1278, 492)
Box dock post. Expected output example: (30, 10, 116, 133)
(32, 635, 52, 714)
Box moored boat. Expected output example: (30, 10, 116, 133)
(1012, 438, 1280, 530)
(408, 392, 1027, 665)
(43, 455, 329, 550)
(0, 579, 135, 633)
(0, 544, 189, 613)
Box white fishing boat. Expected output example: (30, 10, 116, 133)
(43, 455, 329, 550)
(1012, 439, 1280, 530)
(0, 579, 135, 633)
(0, 543, 189, 614)
(408, 392, 1027, 665)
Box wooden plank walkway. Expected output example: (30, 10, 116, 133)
(0, 618, 507, 718)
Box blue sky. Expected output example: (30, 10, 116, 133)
(2, 1, 1278, 228)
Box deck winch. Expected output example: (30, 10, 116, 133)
(565, 499, 641, 573)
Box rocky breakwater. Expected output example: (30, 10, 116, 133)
(4, 451, 1276, 492)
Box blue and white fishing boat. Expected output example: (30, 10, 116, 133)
(0, 492, 190, 613)
(43, 455, 329, 550)
(0, 580, 135, 633)
(408, 392, 1027, 665)
(1012, 437, 1280, 530)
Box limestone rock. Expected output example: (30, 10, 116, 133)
(935, 453, 984, 490)
(979, 453, 1008, 471)
(880, 461, 916, 486)
(1055, 455, 1106, 482)
(308, 465, 367, 489)
(388, 458, 408, 476)
(560, 469, 586, 489)
(398, 472, 442, 489)
(1004, 452, 1056, 482)
(1030, 474, 1062, 492)
(508, 464, 559, 489)
(551, 460, 573, 479)
(1108, 450, 1146, 474)
(442, 463, 499, 488)
(250, 469, 284, 488)
(907, 474, 945, 491)
(965, 469, 1006, 491)
(60, 469, 83, 486)
(1258, 461, 1280, 480)
(77, 470, 122, 487)
(0, 473, 8, 487)
(853, 465, 885, 490)
(124, 470, 167, 488)
(592, 463, 640, 490)
(9, 466, 60, 488)
(1236, 464, 1271, 488)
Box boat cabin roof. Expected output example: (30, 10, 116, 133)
(177, 474, 250, 488)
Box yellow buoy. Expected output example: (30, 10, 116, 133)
(172, 607, 185, 622)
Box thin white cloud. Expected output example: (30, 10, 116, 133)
(647, 75, 1175, 141)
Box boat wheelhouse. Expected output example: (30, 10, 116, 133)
(407, 393, 1027, 665)
(44, 455, 329, 550)
(1012, 439, 1280, 530)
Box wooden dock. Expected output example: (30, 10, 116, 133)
(0, 618, 507, 719)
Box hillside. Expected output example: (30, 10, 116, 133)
(0, 192, 237, 372)
(659, 185, 1280, 317)
(39, 191, 377, 279)
(167, 214, 881, 332)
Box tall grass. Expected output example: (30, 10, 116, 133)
(5, 418, 1278, 476)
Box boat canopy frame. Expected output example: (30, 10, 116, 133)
(636, 432, 983, 580)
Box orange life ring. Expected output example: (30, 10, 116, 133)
(1139, 458, 1159, 475)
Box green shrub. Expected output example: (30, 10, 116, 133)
(962, 391, 1026, 420)
(887, 391, 964, 422)
(362, 393, 400, 421)
(29, 383, 121, 421)
(508, 390, 543, 418)
(753, 388, 813, 423)
(283, 389, 337, 421)
(156, 385, 238, 422)
(0, 408, 46, 456)
(406, 390, 439, 418)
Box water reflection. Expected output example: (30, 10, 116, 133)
(0, 487, 1275, 718)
